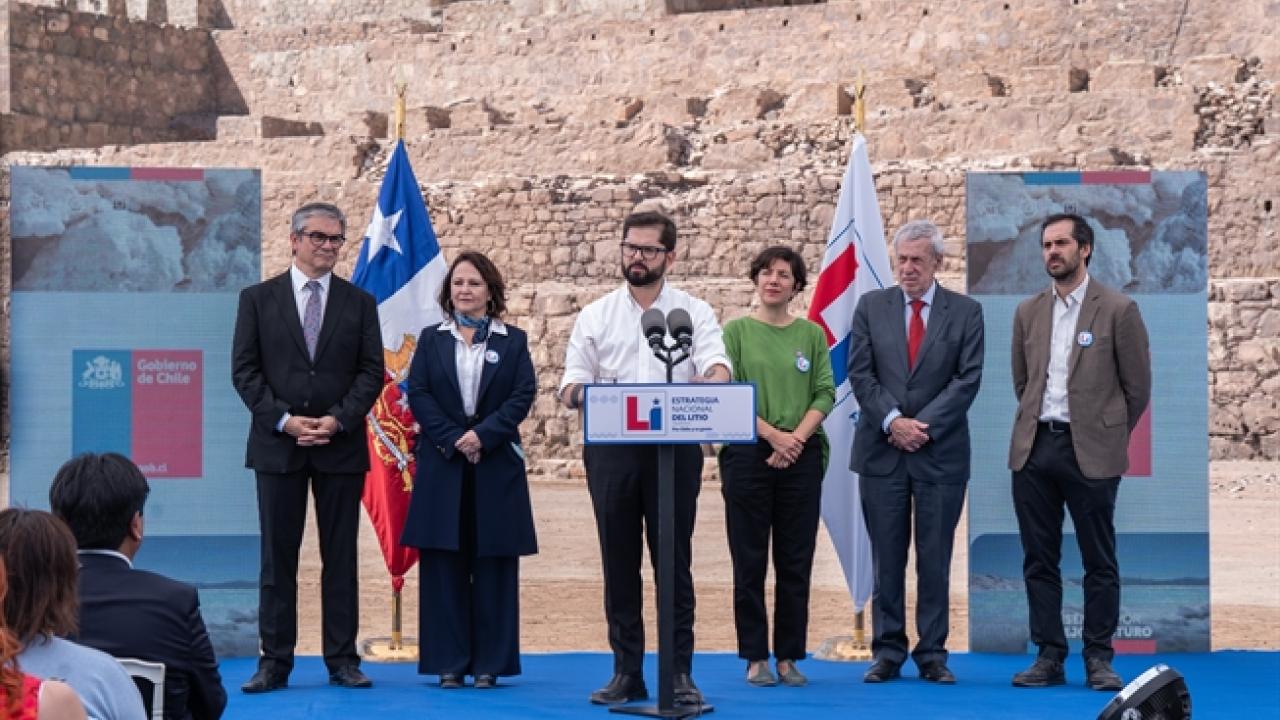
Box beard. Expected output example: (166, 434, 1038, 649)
(1045, 255, 1080, 281)
(623, 261, 665, 287)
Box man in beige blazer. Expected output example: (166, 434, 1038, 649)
(1007, 213, 1151, 692)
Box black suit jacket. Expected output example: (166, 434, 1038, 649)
(231, 270, 384, 473)
(73, 553, 226, 720)
(848, 284, 985, 482)
(401, 322, 538, 557)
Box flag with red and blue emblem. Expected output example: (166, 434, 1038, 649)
(806, 133, 892, 610)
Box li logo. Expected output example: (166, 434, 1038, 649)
(624, 393, 665, 433)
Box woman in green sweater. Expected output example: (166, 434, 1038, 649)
(720, 246, 836, 688)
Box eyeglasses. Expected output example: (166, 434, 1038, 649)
(620, 243, 669, 261)
(300, 231, 346, 247)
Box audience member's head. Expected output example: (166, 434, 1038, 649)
(49, 452, 150, 553)
(0, 509, 79, 646)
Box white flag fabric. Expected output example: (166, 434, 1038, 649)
(805, 133, 892, 610)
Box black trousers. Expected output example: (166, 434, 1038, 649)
(255, 465, 364, 674)
(859, 471, 967, 667)
(583, 444, 702, 675)
(1013, 422, 1120, 663)
(419, 464, 521, 676)
(720, 438, 823, 662)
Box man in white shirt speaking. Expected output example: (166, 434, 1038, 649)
(559, 211, 731, 707)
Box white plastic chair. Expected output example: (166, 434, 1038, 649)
(116, 657, 165, 720)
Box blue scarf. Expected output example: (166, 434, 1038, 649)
(454, 311, 490, 343)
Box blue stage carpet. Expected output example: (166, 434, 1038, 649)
(222, 651, 1278, 719)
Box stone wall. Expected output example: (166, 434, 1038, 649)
(1, 4, 231, 150)
(1211, 279, 1280, 460)
(0, 0, 1277, 466)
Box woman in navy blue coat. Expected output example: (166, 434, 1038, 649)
(401, 251, 537, 689)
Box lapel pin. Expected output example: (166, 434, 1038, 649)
(1077, 331, 1094, 347)
(794, 350, 811, 373)
(484, 349, 500, 364)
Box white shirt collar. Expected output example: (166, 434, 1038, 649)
(901, 280, 938, 306)
(1054, 273, 1090, 306)
(623, 279, 671, 311)
(77, 548, 133, 568)
(290, 263, 332, 293)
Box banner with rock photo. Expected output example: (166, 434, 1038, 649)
(7, 166, 262, 657)
(965, 170, 1210, 654)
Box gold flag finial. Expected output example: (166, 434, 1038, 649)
(853, 70, 867, 135)
(394, 82, 407, 141)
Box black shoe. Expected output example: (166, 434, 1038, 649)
(589, 673, 648, 705)
(474, 674, 497, 689)
(1012, 657, 1066, 687)
(241, 668, 288, 694)
(328, 666, 372, 689)
(673, 674, 704, 705)
(918, 661, 956, 684)
(439, 673, 463, 689)
(863, 659, 902, 683)
(1085, 658, 1123, 691)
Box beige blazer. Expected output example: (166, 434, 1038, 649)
(1008, 278, 1151, 479)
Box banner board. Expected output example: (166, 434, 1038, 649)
(8, 166, 262, 656)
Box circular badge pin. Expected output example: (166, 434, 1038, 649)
(1077, 331, 1094, 348)
(484, 350, 500, 364)
(795, 350, 811, 373)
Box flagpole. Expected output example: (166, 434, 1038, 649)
(394, 82, 407, 142)
(815, 69, 874, 663)
(391, 80, 406, 655)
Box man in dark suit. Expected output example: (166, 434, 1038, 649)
(1008, 213, 1151, 691)
(50, 452, 227, 720)
(849, 220, 984, 685)
(231, 202, 383, 692)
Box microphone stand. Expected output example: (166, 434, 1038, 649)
(612, 337, 711, 718)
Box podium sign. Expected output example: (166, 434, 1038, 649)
(583, 383, 756, 445)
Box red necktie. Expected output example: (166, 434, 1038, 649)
(907, 299, 926, 369)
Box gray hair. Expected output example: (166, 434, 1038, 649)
(892, 220, 945, 258)
(290, 202, 347, 237)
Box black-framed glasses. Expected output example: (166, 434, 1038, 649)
(301, 231, 346, 247)
(620, 243, 669, 261)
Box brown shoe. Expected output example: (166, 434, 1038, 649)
(1012, 657, 1065, 687)
(1085, 658, 1123, 691)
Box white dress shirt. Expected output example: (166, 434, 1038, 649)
(278, 264, 334, 431)
(290, 263, 331, 324)
(1039, 274, 1090, 423)
(439, 318, 508, 417)
(559, 281, 731, 392)
(882, 281, 938, 432)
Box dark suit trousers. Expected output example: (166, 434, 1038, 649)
(720, 438, 823, 662)
(1013, 423, 1120, 663)
(255, 465, 364, 674)
(419, 464, 521, 677)
(584, 444, 702, 676)
(859, 471, 966, 667)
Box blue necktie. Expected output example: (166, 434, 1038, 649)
(303, 280, 322, 360)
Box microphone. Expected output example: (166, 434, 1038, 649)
(641, 308, 667, 351)
(666, 308, 693, 349)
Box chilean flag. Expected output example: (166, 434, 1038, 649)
(806, 134, 892, 610)
(352, 140, 448, 593)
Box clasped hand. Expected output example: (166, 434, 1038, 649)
(285, 415, 338, 446)
(766, 430, 805, 469)
(455, 430, 483, 464)
(888, 417, 930, 453)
